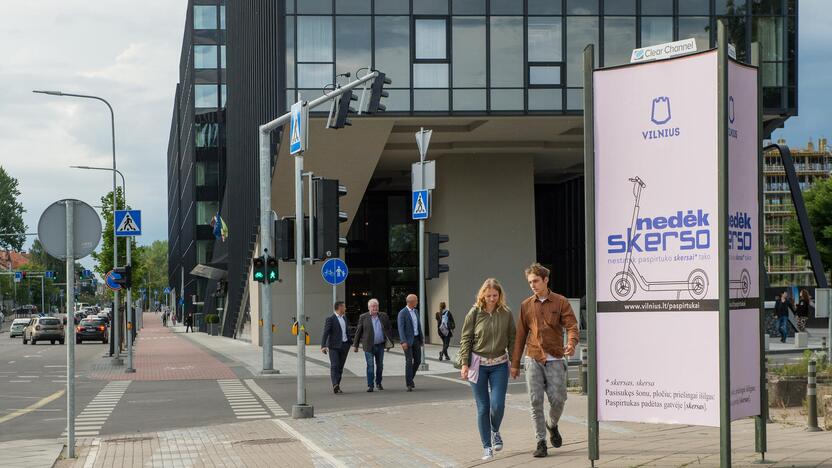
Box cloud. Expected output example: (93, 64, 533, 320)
(0, 1, 186, 273)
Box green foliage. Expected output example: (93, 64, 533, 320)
(785, 177, 832, 279)
(205, 314, 220, 324)
(0, 166, 26, 250)
(769, 350, 832, 378)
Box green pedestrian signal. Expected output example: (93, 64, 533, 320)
(267, 256, 278, 283)
(252, 256, 266, 283)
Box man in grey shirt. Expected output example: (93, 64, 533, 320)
(353, 298, 393, 392)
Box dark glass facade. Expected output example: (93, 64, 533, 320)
(167, 0, 227, 323)
(284, 0, 797, 116)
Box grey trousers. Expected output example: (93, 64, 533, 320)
(524, 357, 568, 441)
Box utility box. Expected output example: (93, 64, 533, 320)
(815, 288, 830, 318)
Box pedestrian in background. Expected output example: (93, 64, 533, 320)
(435, 302, 455, 361)
(775, 290, 794, 342)
(397, 294, 423, 391)
(353, 298, 393, 392)
(162, 310, 168, 327)
(322, 301, 351, 394)
(184, 313, 193, 333)
(459, 279, 515, 461)
(511, 263, 579, 458)
(796, 289, 812, 332)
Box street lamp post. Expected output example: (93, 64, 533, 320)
(34, 90, 123, 366)
(70, 166, 134, 373)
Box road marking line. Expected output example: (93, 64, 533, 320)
(9, 380, 32, 383)
(0, 389, 65, 425)
(273, 419, 348, 468)
(44, 365, 67, 367)
(245, 379, 289, 417)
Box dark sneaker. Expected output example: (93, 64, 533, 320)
(367, 387, 374, 392)
(533, 440, 548, 458)
(377, 384, 384, 390)
(548, 425, 562, 448)
(334, 385, 342, 394)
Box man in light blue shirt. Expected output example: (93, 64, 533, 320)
(353, 298, 393, 392)
(397, 294, 423, 391)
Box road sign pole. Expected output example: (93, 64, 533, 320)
(65, 201, 76, 458)
(293, 148, 313, 418)
(125, 238, 135, 373)
(41, 275, 45, 314)
(416, 128, 430, 371)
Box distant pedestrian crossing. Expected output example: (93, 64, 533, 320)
(218, 379, 270, 420)
(244, 379, 289, 417)
(63, 381, 131, 437)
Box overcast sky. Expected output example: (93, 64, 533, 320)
(0, 1, 828, 275)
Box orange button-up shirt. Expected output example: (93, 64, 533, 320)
(512, 291, 579, 368)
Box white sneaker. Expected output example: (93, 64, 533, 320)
(492, 431, 503, 451)
(482, 447, 494, 460)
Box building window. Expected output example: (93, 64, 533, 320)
(679, 17, 711, 49)
(220, 45, 226, 68)
(641, 16, 673, 47)
(197, 240, 214, 264)
(194, 45, 218, 69)
(641, 0, 673, 15)
(219, 5, 226, 29)
(529, 66, 561, 86)
(604, 0, 635, 15)
(196, 161, 220, 186)
(415, 19, 447, 60)
(195, 85, 218, 108)
(679, 0, 710, 15)
(528, 17, 562, 62)
(193, 6, 217, 30)
(452, 16, 486, 88)
(196, 201, 219, 226)
(490, 16, 523, 87)
(298, 16, 333, 62)
(195, 123, 219, 148)
(604, 16, 636, 67)
(220, 84, 226, 107)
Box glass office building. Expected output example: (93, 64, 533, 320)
(171, 0, 798, 343)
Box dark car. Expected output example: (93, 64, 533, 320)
(76, 318, 108, 344)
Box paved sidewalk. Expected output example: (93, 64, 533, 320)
(0, 438, 64, 468)
(52, 391, 830, 468)
(87, 313, 236, 381)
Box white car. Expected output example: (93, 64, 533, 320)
(9, 318, 30, 338)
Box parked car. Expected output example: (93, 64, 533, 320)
(76, 318, 108, 344)
(9, 318, 29, 337)
(22, 317, 65, 345)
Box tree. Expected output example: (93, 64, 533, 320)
(785, 177, 832, 280)
(0, 166, 26, 250)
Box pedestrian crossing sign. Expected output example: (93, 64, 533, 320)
(412, 190, 430, 220)
(115, 210, 142, 237)
(289, 100, 307, 155)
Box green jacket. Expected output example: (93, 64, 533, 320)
(458, 306, 516, 366)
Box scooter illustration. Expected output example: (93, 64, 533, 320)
(731, 268, 751, 298)
(610, 177, 710, 301)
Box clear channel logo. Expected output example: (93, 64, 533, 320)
(642, 96, 680, 140)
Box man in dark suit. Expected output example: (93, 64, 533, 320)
(397, 294, 423, 391)
(352, 298, 393, 392)
(321, 301, 351, 394)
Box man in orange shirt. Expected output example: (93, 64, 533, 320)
(511, 263, 579, 458)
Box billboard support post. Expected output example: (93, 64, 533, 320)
(717, 20, 733, 468)
(751, 41, 768, 459)
(583, 43, 600, 466)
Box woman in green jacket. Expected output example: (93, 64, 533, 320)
(459, 278, 516, 461)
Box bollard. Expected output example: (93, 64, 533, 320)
(764, 358, 773, 423)
(580, 347, 588, 396)
(807, 359, 821, 432)
(822, 336, 828, 353)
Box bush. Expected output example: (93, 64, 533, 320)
(770, 350, 832, 378)
(205, 314, 220, 324)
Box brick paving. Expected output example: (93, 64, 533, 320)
(88, 313, 236, 381)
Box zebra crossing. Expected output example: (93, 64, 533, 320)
(244, 379, 289, 417)
(62, 381, 131, 437)
(218, 379, 271, 420)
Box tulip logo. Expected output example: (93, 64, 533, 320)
(650, 96, 672, 125)
(633, 49, 646, 60)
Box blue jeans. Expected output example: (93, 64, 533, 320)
(364, 343, 385, 388)
(778, 316, 789, 340)
(469, 361, 509, 448)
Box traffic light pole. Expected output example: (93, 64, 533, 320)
(125, 238, 135, 373)
(257, 70, 382, 419)
(418, 156, 428, 371)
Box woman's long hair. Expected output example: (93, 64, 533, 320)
(473, 278, 508, 311)
(800, 289, 810, 303)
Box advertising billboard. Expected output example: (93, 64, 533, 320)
(727, 61, 761, 421)
(593, 50, 760, 426)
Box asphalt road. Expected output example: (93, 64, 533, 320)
(0, 323, 110, 442)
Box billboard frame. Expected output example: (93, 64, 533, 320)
(584, 21, 767, 467)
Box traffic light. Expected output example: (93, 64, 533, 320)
(367, 72, 392, 114)
(113, 265, 132, 288)
(427, 233, 450, 279)
(330, 90, 357, 129)
(252, 256, 266, 283)
(266, 256, 278, 283)
(20, 271, 27, 279)
(275, 216, 313, 262)
(314, 178, 348, 259)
